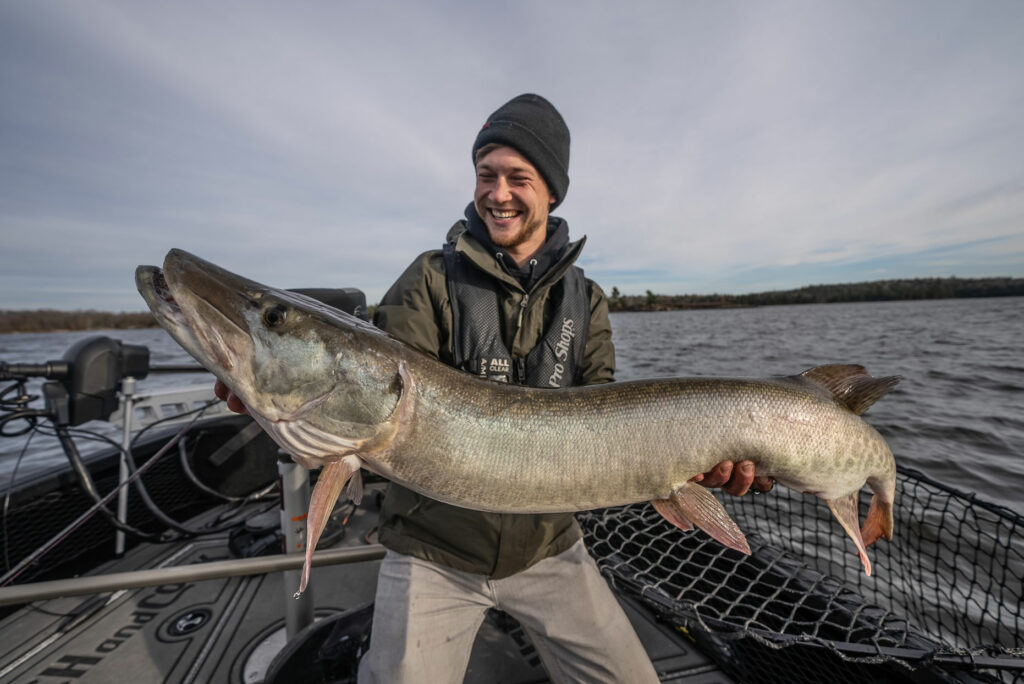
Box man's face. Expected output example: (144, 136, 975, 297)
(473, 146, 555, 254)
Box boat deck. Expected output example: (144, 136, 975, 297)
(0, 484, 732, 683)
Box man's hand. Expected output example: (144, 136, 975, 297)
(690, 460, 774, 497)
(214, 380, 249, 415)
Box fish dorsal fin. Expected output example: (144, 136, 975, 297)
(798, 364, 901, 415)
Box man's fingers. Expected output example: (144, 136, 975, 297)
(214, 380, 229, 401)
(214, 380, 249, 415)
(692, 461, 733, 488)
(226, 393, 249, 415)
(722, 461, 755, 497)
(689, 461, 775, 496)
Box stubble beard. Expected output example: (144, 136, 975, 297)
(487, 214, 545, 251)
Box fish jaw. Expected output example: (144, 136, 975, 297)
(136, 261, 258, 404)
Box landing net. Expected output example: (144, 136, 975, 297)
(578, 465, 1024, 683)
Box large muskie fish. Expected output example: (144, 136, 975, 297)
(137, 249, 898, 594)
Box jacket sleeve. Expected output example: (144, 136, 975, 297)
(372, 250, 452, 363)
(581, 279, 615, 386)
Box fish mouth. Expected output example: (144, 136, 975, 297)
(135, 265, 194, 342)
(135, 259, 242, 375)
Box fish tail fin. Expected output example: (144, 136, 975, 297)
(296, 456, 362, 597)
(799, 364, 901, 415)
(826, 492, 872, 576)
(652, 482, 750, 555)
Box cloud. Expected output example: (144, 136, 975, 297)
(1, 1, 1022, 310)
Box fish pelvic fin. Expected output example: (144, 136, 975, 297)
(651, 498, 693, 532)
(861, 493, 894, 546)
(653, 483, 750, 556)
(826, 492, 873, 576)
(799, 364, 901, 415)
(296, 455, 362, 597)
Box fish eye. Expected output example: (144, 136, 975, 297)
(263, 305, 288, 328)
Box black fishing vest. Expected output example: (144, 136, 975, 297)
(443, 242, 590, 388)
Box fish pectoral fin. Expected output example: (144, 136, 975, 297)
(826, 492, 873, 576)
(860, 494, 893, 546)
(655, 483, 750, 555)
(297, 455, 362, 597)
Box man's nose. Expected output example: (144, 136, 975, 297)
(490, 177, 512, 203)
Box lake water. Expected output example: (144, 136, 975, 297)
(1, 297, 1022, 513)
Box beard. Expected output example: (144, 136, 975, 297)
(488, 214, 545, 250)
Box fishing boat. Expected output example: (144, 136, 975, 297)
(0, 290, 1021, 683)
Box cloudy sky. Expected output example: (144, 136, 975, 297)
(2, 1, 1022, 311)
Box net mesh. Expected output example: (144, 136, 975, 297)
(579, 465, 1024, 683)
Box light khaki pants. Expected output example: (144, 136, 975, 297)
(358, 540, 660, 684)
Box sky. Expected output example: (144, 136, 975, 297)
(1, 1, 1022, 311)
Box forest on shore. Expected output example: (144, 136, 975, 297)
(607, 276, 1024, 312)
(1, 276, 1021, 333)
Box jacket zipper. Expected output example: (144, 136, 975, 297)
(516, 292, 530, 330)
(514, 259, 538, 332)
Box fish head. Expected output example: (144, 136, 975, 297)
(135, 249, 392, 431)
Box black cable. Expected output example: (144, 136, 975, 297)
(2, 425, 38, 573)
(53, 424, 164, 541)
(43, 401, 224, 536)
(177, 434, 279, 505)
(0, 380, 45, 437)
(57, 400, 274, 536)
(0, 417, 202, 587)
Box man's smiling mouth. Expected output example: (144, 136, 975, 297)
(489, 208, 521, 220)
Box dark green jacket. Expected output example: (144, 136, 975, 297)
(372, 220, 615, 578)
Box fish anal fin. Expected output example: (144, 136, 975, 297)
(826, 492, 873, 576)
(799, 364, 901, 415)
(656, 483, 750, 555)
(861, 494, 893, 546)
(297, 455, 361, 597)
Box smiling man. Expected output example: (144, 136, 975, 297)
(358, 94, 768, 683)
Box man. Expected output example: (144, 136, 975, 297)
(217, 93, 770, 682)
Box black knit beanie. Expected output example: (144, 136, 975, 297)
(472, 94, 570, 209)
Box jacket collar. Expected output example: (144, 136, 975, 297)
(451, 203, 585, 293)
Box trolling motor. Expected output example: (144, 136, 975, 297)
(0, 336, 150, 432)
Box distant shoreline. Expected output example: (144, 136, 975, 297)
(606, 276, 1023, 312)
(2, 276, 1021, 333)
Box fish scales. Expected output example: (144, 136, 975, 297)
(136, 249, 900, 592)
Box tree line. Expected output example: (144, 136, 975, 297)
(0, 309, 158, 334)
(608, 276, 1024, 312)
